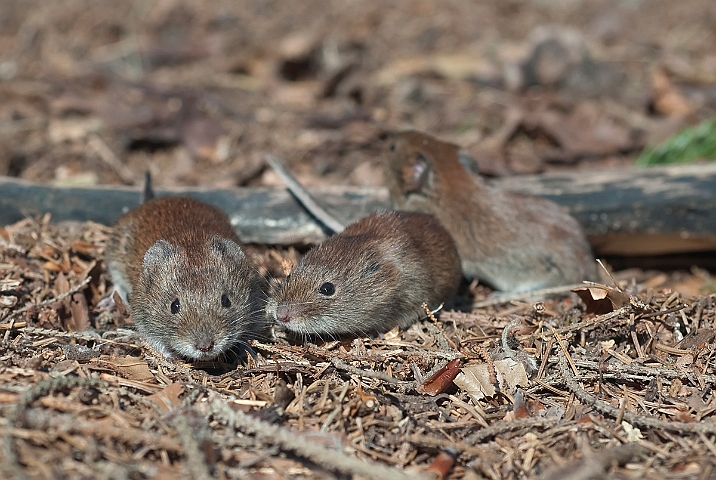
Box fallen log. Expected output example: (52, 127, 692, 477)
(1, 162, 715, 255)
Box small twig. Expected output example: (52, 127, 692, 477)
(211, 397, 421, 480)
(463, 417, 555, 444)
(0, 236, 26, 254)
(572, 358, 716, 384)
(423, 302, 458, 351)
(87, 134, 138, 184)
(597, 258, 619, 288)
(11, 375, 109, 424)
(557, 350, 716, 435)
(5, 376, 109, 480)
(551, 326, 578, 376)
(472, 283, 584, 309)
(535, 306, 630, 341)
(69, 419, 183, 452)
(10, 276, 92, 318)
(638, 304, 689, 319)
(172, 414, 213, 480)
(265, 154, 346, 234)
(652, 343, 692, 355)
(408, 434, 496, 457)
(541, 442, 643, 480)
(331, 357, 398, 384)
(321, 382, 349, 432)
(446, 394, 489, 428)
(10, 325, 103, 341)
(0, 321, 26, 330)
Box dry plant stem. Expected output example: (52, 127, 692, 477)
(13, 326, 103, 340)
(250, 341, 313, 365)
(472, 283, 585, 308)
(265, 154, 346, 234)
(172, 414, 213, 480)
(463, 417, 555, 444)
(638, 304, 688, 318)
(211, 398, 422, 480)
(331, 357, 398, 384)
(253, 340, 457, 365)
(536, 306, 630, 341)
(407, 435, 497, 457)
(11, 376, 109, 424)
(0, 236, 26, 253)
(557, 351, 716, 435)
(423, 302, 458, 351)
(6, 276, 92, 319)
(572, 358, 716, 384)
(446, 394, 489, 428)
(552, 327, 579, 376)
(541, 442, 643, 480)
(87, 134, 137, 184)
(67, 420, 183, 451)
(142, 341, 197, 377)
(5, 376, 109, 480)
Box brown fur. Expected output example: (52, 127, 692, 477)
(382, 130, 598, 292)
(105, 196, 265, 361)
(266, 211, 461, 338)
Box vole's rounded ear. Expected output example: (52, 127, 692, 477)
(402, 152, 430, 194)
(142, 240, 175, 269)
(142, 239, 177, 284)
(209, 235, 245, 261)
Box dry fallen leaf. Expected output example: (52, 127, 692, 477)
(454, 359, 529, 402)
(572, 283, 630, 314)
(417, 359, 462, 396)
(67, 292, 91, 332)
(108, 356, 154, 381)
(147, 382, 185, 412)
(652, 68, 693, 118)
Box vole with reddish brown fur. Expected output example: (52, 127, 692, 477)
(383, 130, 598, 293)
(266, 211, 461, 338)
(105, 196, 265, 361)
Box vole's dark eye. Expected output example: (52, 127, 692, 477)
(390, 143, 396, 151)
(318, 282, 335, 297)
(170, 298, 180, 314)
(221, 294, 231, 308)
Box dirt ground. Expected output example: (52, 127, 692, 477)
(2, 1, 716, 479)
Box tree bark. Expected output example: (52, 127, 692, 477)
(1, 162, 715, 254)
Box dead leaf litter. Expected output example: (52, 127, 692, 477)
(2, 217, 716, 479)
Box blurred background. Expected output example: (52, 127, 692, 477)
(0, 0, 714, 191)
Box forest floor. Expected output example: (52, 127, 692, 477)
(1, 1, 716, 479)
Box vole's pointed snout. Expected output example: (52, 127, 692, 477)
(275, 304, 292, 323)
(194, 338, 215, 354)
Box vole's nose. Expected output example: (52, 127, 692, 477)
(276, 305, 292, 323)
(194, 338, 215, 353)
